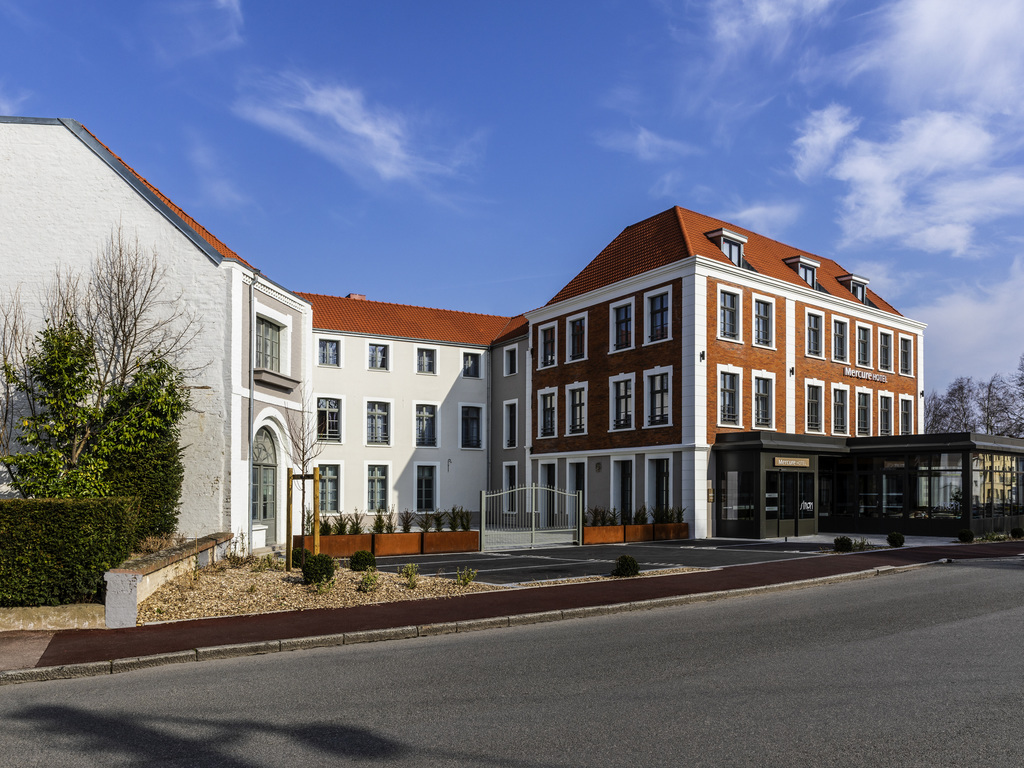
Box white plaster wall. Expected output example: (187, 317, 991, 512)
(0, 121, 235, 536)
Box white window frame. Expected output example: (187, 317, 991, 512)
(364, 397, 394, 447)
(717, 285, 743, 344)
(878, 391, 894, 436)
(609, 372, 636, 432)
(503, 398, 518, 449)
(752, 370, 775, 431)
(856, 387, 873, 436)
(255, 303, 293, 376)
(502, 462, 518, 514)
(643, 286, 673, 346)
(413, 462, 440, 513)
(503, 343, 519, 377)
(804, 378, 825, 434)
(717, 364, 744, 428)
(412, 400, 441, 449)
(643, 365, 673, 429)
(316, 393, 345, 444)
(458, 402, 485, 450)
(565, 312, 589, 363)
(805, 309, 825, 359)
(565, 382, 589, 437)
(461, 349, 484, 380)
(899, 395, 915, 435)
(832, 316, 849, 363)
(364, 460, 393, 513)
(898, 334, 914, 377)
(832, 384, 850, 436)
(537, 386, 558, 439)
(318, 462, 343, 514)
(609, 297, 636, 353)
(855, 323, 873, 369)
(610, 457, 635, 518)
(414, 345, 439, 376)
(751, 293, 775, 349)
(645, 454, 674, 512)
(878, 331, 894, 373)
(317, 336, 342, 368)
(538, 323, 558, 369)
(366, 339, 391, 372)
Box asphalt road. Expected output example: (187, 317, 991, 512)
(3, 559, 1024, 766)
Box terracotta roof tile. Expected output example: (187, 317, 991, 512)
(77, 122, 256, 270)
(547, 206, 901, 316)
(491, 315, 529, 345)
(299, 292, 515, 346)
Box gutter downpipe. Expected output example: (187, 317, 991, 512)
(247, 268, 259, 553)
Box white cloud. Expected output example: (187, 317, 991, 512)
(853, 0, 1024, 116)
(792, 104, 858, 182)
(187, 136, 250, 209)
(0, 81, 29, 115)
(721, 202, 801, 239)
(150, 0, 244, 63)
(710, 0, 838, 56)
(596, 126, 698, 162)
(904, 258, 1024, 390)
(234, 74, 474, 188)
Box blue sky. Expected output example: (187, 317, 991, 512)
(3, 0, 1024, 391)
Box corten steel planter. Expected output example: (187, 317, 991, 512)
(653, 523, 690, 541)
(372, 532, 423, 556)
(422, 530, 479, 554)
(623, 524, 654, 542)
(293, 534, 372, 557)
(583, 525, 625, 545)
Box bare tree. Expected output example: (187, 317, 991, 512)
(976, 373, 1015, 436)
(0, 288, 30, 485)
(924, 389, 949, 434)
(286, 387, 325, 526)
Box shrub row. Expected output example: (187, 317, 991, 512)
(0, 497, 138, 607)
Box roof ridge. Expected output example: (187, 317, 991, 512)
(296, 291, 515, 321)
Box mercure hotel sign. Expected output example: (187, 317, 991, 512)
(843, 367, 888, 383)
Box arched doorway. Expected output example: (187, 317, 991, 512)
(251, 427, 278, 545)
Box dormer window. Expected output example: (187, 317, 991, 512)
(706, 229, 748, 268)
(785, 255, 820, 288)
(837, 273, 870, 304)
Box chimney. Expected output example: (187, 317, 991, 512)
(346, 293, 367, 301)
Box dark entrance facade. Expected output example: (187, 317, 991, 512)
(714, 432, 1024, 539)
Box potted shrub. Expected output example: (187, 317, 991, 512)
(653, 506, 689, 541)
(582, 507, 624, 545)
(372, 508, 422, 556)
(423, 507, 479, 553)
(623, 505, 654, 542)
(294, 510, 371, 557)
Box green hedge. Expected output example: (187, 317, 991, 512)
(0, 497, 138, 607)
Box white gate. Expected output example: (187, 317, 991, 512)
(480, 485, 583, 550)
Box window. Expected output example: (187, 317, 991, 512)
(857, 325, 871, 367)
(540, 391, 556, 437)
(879, 332, 893, 372)
(463, 352, 481, 378)
(833, 319, 848, 362)
(612, 378, 633, 429)
(806, 313, 823, 357)
(416, 465, 436, 512)
(754, 377, 772, 429)
(857, 392, 871, 436)
(255, 318, 280, 371)
(569, 387, 586, 434)
(317, 397, 341, 441)
(504, 464, 517, 513)
(415, 404, 436, 447)
(852, 282, 866, 303)
(540, 326, 556, 367)
(806, 384, 823, 432)
(651, 458, 670, 513)
(318, 339, 339, 366)
(319, 464, 339, 513)
(833, 388, 848, 434)
(754, 299, 773, 347)
(367, 401, 390, 444)
(648, 372, 669, 426)
(880, 395, 893, 436)
(648, 293, 669, 342)
(720, 371, 739, 426)
(720, 290, 739, 340)
(461, 406, 482, 448)
(900, 337, 913, 375)
(798, 263, 816, 286)
(900, 398, 913, 435)
(613, 303, 632, 350)
(504, 346, 517, 376)
(786, 255, 820, 288)
(722, 238, 743, 266)
(369, 343, 389, 370)
(615, 460, 633, 517)
(568, 317, 586, 360)
(367, 465, 388, 512)
(540, 393, 555, 438)
(416, 347, 436, 374)
(504, 402, 517, 448)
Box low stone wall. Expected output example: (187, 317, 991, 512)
(0, 604, 105, 631)
(103, 532, 233, 629)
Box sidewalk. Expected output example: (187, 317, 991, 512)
(3, 539, 1022, 684)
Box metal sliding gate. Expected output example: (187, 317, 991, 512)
(480, 485, 583, 550)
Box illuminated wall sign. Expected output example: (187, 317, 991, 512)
(774, 457, 810, 468)
(843, 367, 888, 383)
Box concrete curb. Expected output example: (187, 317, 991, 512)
(0, 561, 943, 687)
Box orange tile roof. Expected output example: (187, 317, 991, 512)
(299, 292, 515, 346)
(491, 315, 529, 345)
(76, 122, 256, 270)
(547, 206, 900, 316)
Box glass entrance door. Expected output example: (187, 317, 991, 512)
(251, 427, 277, 545)
(766, 470, 817, 537)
